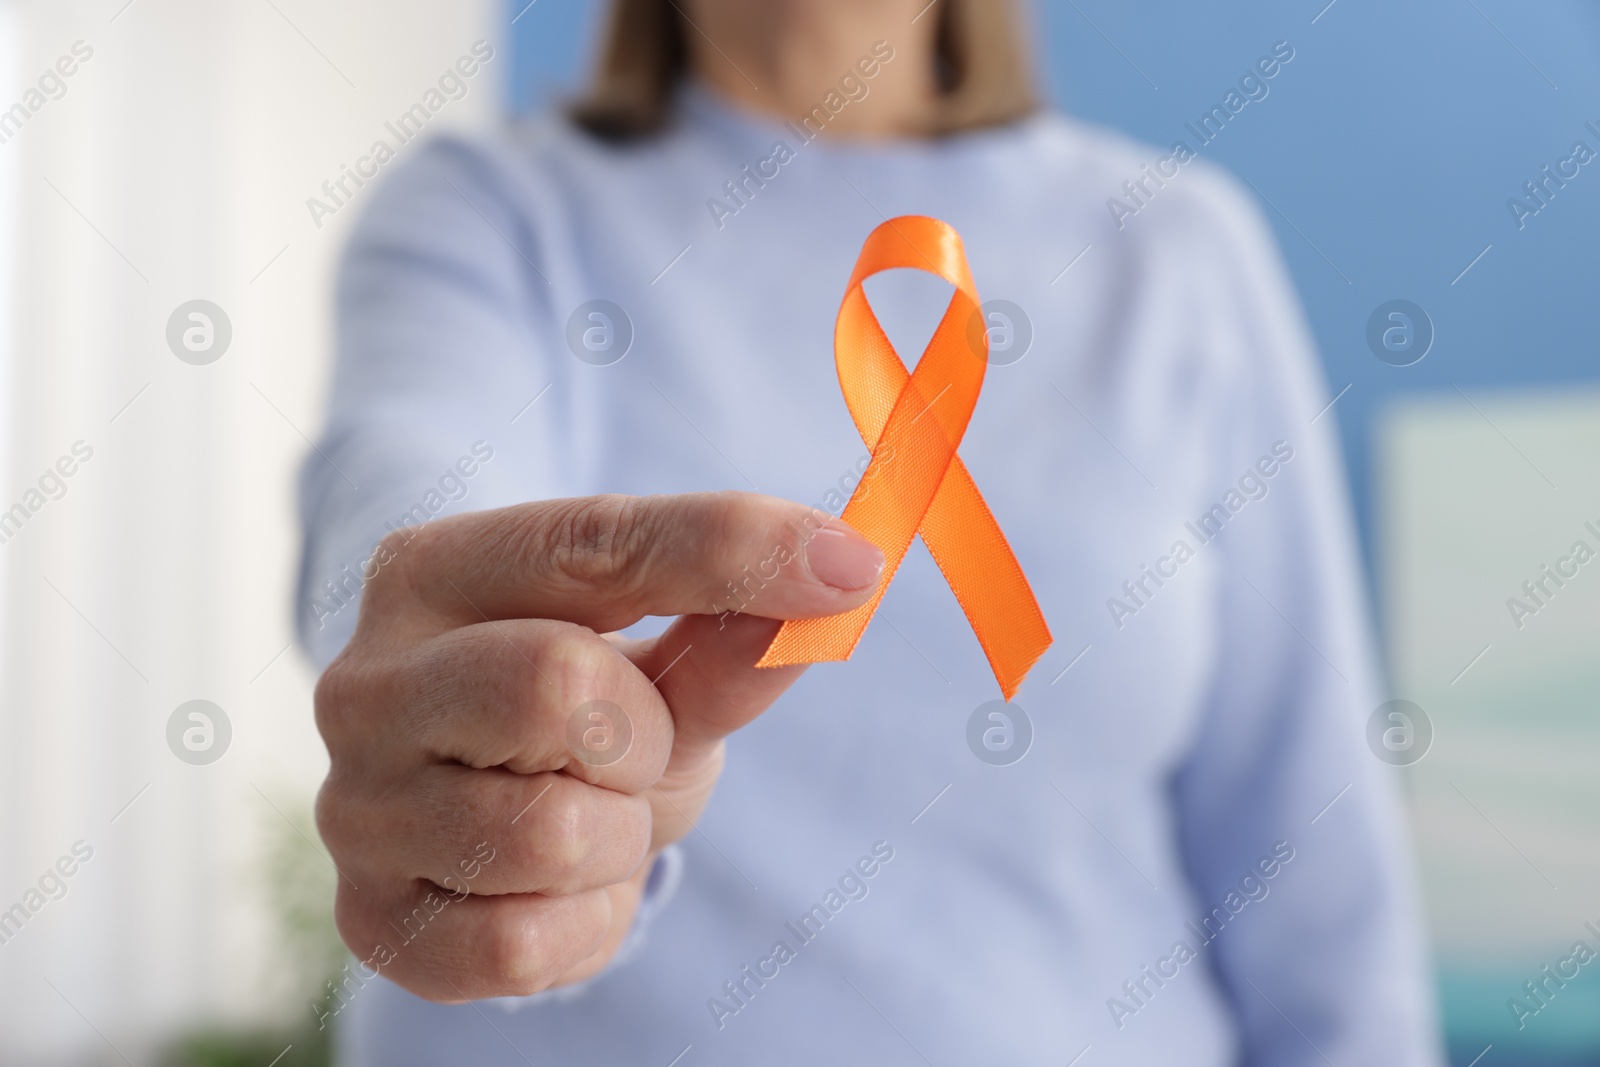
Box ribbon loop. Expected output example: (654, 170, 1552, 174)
(758, 216, 1052, 700)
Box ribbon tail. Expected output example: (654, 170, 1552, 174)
(919, 458, 1052, 701)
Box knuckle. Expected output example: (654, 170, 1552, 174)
(312, 655, 364, 752)
(355, 525, 433, 618)
(378, 521, 423, 561)
(536, 628, 612, 705)
(370, 527, 415, 584)
(533, 794, 592, 888)
(312, 775, 344, 844)
(546, 495, 648, 590)
(330, 882, 379, 963)
(313, 769, 376, 867)
(614, 797, 654, 871)
(481, 915, 554, 996)
(381, 520, 437, 582)
(689, 490, 797, 587)
(706, 489, 773, 554)
(314, 647, 407, 754)
(707, 488, 758, 529)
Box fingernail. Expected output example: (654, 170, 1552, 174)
(804, 526, 885, 592)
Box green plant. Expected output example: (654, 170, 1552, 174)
(159, 794, 345, 1067)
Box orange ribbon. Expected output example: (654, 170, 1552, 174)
(758, 216, 1052, 700)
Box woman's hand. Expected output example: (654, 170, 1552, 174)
(312, 492, 884, 1002)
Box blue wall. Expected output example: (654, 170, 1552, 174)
(507, 0, 1600, 571)
(1027, 0, 1600, 572)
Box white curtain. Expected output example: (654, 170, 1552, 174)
(0, 0, 498, 1060)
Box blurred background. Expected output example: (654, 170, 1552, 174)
(0, 0, 1596, 1063)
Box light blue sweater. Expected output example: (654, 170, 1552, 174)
(298, 83, 1443, 1066)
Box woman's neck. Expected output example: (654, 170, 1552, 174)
(683, 0, 940, 138)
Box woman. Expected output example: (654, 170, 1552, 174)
(299, 0, 1443, 1063)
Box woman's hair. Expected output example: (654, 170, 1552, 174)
(568, 0, 1039, 141)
